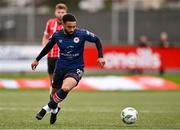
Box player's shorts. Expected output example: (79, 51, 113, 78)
(47, 58, 58, 74)
(52, 68, 84, 89)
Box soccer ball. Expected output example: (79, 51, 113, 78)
(120, 107, 138, 124)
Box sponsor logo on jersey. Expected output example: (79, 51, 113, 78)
(59, 39, 63, 43)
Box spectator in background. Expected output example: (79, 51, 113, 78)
(159, 32, 170, 48)
(137, 35, 150, 48)
(158, 32, 170, 75)
(132, 35, 150, 74)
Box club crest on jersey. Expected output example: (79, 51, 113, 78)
(73, 37, 80, 43)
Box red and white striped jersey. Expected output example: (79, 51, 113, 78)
(44, 18, 63, 58)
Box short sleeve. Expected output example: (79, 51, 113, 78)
(44, 20, 50, 36)
(48, 30, 58, 43)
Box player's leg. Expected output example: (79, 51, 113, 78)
(48, 69, 83, 124)
(49, 69, 64, 124)
(49, 77, 77, 124)
(47, 58, 58, 94)
(49, 77, 77, 107)
(36, 68, 63, 121)
(36, 68, 83, 123)
(48, 69, 83, 109)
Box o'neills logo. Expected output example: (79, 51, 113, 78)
(104, 48, 161, 69)
(73, 37, 80, 43)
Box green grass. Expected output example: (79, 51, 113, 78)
(160, 74, 180, 85)
(0, 72, 48, 79)
(0, 90, 180, 129)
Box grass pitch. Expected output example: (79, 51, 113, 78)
(0, 89, 180, 129)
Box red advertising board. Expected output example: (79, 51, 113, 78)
(84, 46, 180, 70)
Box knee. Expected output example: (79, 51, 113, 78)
(61, 87, 70, 92)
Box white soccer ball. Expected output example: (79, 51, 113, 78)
(120, 107, 138, 124)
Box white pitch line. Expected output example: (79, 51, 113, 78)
(0, 107, 180, 114)
(0, 128, 180, 130)
(0, 107, 113, 113)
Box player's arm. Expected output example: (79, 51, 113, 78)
(42, 20, 50, 46)
(42, 34, 49, 46)
(31, 37, 56, 70)
(85, 30, 105, 68)
(93, 37, 106, 68)
(95, 38, 106, 68)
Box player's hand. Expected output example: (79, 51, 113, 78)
(97, 57, 106, 68)
(31, 60, 39, 71)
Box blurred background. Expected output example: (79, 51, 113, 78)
(0, 0, 180, 44)
(0, 1, 180, 129)
(0, 0, 180, 89)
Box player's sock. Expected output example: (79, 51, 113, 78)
(42, 105, 51, 112)
(48, 98, 57, 109)
(48, 89, 68, 109)
(56, 88, 68, 100)
(51, 107, 59, 114)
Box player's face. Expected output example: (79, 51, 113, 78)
(63, 22, 76, 35)
(55, 9, 67, 22)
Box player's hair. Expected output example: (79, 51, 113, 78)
(55, 3, 68, 11)
(62, 14, 76, 23)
